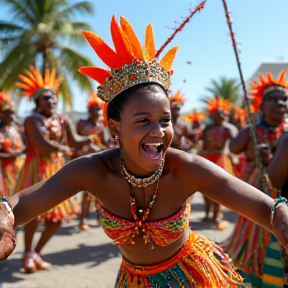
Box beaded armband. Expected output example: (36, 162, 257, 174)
(0, 197, 12, 212)
(270, 196, 288, 230)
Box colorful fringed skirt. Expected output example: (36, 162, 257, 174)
(14, 150, 76, 221)
(201, 152, 236, 176)
(0, 157, 24, 197)
(224, 162, 284, 287)
(115, 231, 245, 288)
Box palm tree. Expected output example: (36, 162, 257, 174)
(201, 77, 241, 104)
(0, 0, 95, 109)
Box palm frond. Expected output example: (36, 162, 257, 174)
(60, 1, 94, 18)
(1, 0, 37, 27)
(58, 74, 73, 110)
(57, 21, 91, 46)
(0, 51, 35, 90)
(0, 21, 25, 35)
(58, 46, 93, 91)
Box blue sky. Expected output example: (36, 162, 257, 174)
(12, 0, 288, 115)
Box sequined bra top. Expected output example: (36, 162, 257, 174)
(96, 199, 191, 248)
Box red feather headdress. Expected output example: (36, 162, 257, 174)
(250, 70, 288, 112)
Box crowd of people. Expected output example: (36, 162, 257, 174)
(0, 13, 288, 288)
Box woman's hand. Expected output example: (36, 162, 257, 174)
(273, 204, 288, 252)
(0, 202, 16, 260)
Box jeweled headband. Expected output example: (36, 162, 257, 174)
(78, 2, 206, 103)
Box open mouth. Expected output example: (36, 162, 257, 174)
(142, 143, 164, 160)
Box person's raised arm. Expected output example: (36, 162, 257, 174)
(229, 126, 250, 154)
(63, 116, 91, 148)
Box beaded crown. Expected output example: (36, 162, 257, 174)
(78, 16, 178, 103)
(250, 70, 288, 112)
(78, 2, 206, 103)
(0, 92, 14, 111)
(204, 96, 233, 114)
(16, 65, 62, 100)
(183, 110, 206, 123)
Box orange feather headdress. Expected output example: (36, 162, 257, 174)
(250, 70, 288, 112)
(16, 65, 62, 100)
(204, 96, 232, 114)
(87, 92, 104, 108)
(183, 110, 206, 123)
(78, 2, 206, 103)
(232, 105, 247, 121)
(170, 90, 186, 106)
(0, 92, 14, 111)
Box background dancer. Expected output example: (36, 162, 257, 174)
(224, 71, 288, 287)
(14, 66, 93, 273)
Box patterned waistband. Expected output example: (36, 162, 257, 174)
(121, 232, 193, 276)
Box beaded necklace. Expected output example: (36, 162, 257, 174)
(120, 151, 162, 248)
(120, 150, 164, 187)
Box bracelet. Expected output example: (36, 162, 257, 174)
(270, 196, 288, 230)
(0, 196, 12, 212)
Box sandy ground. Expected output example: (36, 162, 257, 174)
(0, 192, 238, 288)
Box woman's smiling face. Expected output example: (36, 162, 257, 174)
(113, 87, 173, 176)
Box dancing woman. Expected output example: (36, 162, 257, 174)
(0, 92, 25, 198)
(224, 72, 288, 287)
(14, 66, 92, 273)
(1, 16, 288, 287)
(200, 96, 237, 229)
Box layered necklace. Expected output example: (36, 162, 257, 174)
(120, 151, 165, 247)
(120, 150, 165, 188)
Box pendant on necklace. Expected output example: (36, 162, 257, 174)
(137, 207, 145, 217)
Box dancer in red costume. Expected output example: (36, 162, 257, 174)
(14, 66, 93, 273)
(76, 92, 110, 230)
(200, 96, 237, 229)
(224, 71, 288, 287)
(0, 92, 25, 198)
(170, 90, 195, 151)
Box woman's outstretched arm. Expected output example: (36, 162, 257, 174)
(176, 152, 288, 250)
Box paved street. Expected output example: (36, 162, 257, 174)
(0, 192, 238, 288)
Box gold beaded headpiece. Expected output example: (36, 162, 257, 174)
(78, 2, 206, 103)
(250, 70, 288, 112)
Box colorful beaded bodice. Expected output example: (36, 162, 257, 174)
(96, 199, 191, 248)
(202, 126, 230, 151)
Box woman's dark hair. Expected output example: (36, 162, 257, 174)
(107, 82, 167, 121)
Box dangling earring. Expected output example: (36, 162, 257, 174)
(115, 135, 120, 147)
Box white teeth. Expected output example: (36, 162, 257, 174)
(144, 143, 162, 147)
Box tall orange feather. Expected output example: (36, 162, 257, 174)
(160, 46, 179, 71)
(81, 30, 124, 68)
(145, 24, 155, 61)
(120, 16, 144, 61)
(78, 67, 111, 84)
(111, 15, 134, 64)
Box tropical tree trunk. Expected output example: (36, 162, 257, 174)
(42, 47, 47, 77)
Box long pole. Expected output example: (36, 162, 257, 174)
(222, 0, 269, 194)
